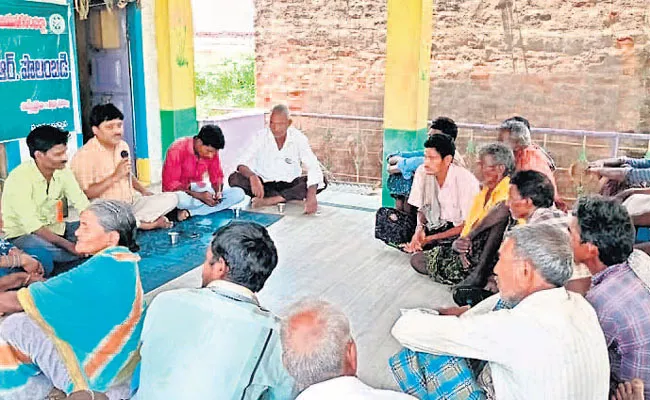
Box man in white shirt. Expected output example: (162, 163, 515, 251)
(282, 299, 415, 399)
(391, 223, 610, 400)
(228, 104, 326, 214)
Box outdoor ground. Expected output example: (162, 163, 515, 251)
(145, 187, 455, 390)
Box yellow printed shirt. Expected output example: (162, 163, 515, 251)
(461, 177, 511, 237)
(1, 160, 91, 238)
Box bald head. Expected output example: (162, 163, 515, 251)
(269, 104, 292, 138)
(271, 104, 290, 118)
(281, 300, 356, 392)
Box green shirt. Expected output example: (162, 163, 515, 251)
(2, 160, 90, 238)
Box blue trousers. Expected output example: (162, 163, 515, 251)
(176, 185, 246, 217)
(390, 150, 425, 179)
(9, 222, 83, 274)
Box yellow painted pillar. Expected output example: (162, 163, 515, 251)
(382, 0, 433, 205)
(155, 0, 198, 155)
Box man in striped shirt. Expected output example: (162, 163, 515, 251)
(571, 196, 650, 399)
(507, 170, 567, 228)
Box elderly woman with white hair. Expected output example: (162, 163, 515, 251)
(0, 200, 144, 400)
(497, 118, 565, 210)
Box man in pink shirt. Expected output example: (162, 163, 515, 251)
(162, 125, 245, 217)
(402, 134, 480, 254)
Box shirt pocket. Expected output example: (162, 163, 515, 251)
(47, 182, 65, 202)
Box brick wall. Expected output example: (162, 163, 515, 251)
(254, 0, 650, 195)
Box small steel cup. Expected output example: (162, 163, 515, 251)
(168, 231, 180, 245)
(233, 208, 241, 218)
(277, 203, 286, 214)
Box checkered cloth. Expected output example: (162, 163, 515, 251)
(389, 349, 486, 400)
(389, 301, 510, 399)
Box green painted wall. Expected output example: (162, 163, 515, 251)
(382, 127, 429, 205)
(160, 107, 198, 155)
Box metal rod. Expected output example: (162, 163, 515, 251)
(331, 172, 382, 180)
(210, 107, 650, 140)
(612, 136, 621, 157)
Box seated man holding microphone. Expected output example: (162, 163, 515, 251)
(71, 103, 178, 230)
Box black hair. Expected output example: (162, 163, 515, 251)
(503, 116, 531, 130)
(430, 117, 458, 141)
(196, 124, 225, 150)
(424, 133, 456, 159)
(26, 125, 70, 159)
(210, 221, 278, 292)
(510, 170, 555, 208)
(574, 195, 635, 266)
(90, 103, 124, 128)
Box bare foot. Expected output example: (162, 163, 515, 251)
(139, 216, 172, 230)
(177, 209, 190, 222)
(250, 197, 264, 209)
(251, 196, 285, 209)
(612, 379, 645, 400)
(154, 216, 172, 229)
(387, 165, 401, 175)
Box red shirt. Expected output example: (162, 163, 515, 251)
(162, 137, 224, 192)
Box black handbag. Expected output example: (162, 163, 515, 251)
(374, 207, 417, 247)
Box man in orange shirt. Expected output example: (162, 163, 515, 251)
(498, 117, 566, 211)
(71, 104, 178, 230)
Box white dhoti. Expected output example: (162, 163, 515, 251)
(131, 192, 179, 223)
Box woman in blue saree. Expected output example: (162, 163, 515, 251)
(0, 200, 144, 400)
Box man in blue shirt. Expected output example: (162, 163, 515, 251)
(133, 222, 295, 399)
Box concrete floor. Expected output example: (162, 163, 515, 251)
(145, 191, 455, 390)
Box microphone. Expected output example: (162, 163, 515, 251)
(120, 150, 135, 199)
(120, 150, 133, 178)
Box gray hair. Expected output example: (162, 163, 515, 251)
(85, 199, 139, 252)
(478, 142, 515, 176)
(500, 120, 531, 147)
(271, 104, 290, 118)
(281, 300, 352, 392)
(505, 224, 574, 287)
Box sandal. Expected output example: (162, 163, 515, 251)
(452, 286, 495, 307)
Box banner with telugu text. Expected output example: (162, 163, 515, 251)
(0, 0, 75, 142)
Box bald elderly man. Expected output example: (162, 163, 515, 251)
(228, 104, 326, 214)
(282, 299, 414, 399)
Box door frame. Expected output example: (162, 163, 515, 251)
(75, 3, 150, 182)
(126, 3, 151, 183)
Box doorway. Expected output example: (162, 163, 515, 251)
(75, 5, 137, 168)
